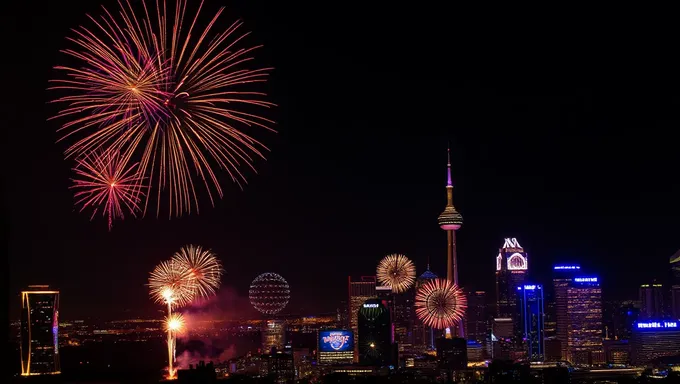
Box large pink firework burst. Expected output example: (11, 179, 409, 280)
(50, 0, 275, 221)
(71, 150, 145, 230)
(415, 278, 467, 329)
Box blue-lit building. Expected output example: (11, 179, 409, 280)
(517, 284, 545, 361)
(631, 320, 680, 365)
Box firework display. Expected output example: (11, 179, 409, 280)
(415, 278, 467, 329)
(149, 245, 222, 379)
(249, 273, 290, 315)
(172, 245, 223, 299)
(71, 150, 145, 230)
(376, 254, 416, 293)
(50, 0, 275, 225)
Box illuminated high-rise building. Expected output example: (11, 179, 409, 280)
(517, 284, 545, 361)
(495, 238, 528, 342)
(413, 265, 438, 349)
(552, 264, 581, 360)
(262, 319, 286, 353)
(437, 147, 465, 338)
(20, 285, 60, 376)
(348, 276, 376, 361)
(639, 281, 665, 319)
(358, 298, 394, 366)
(566, 276, 603, 365)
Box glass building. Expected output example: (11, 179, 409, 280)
(348, 276, 376, 362)
(552, 264, 581, 360)
(20, 286, 60, 376)
(639, 282, 665, 319)
(358, 298, 393, 366)
(262, 319, 286, 353)
(566, 276, 603, 365)
(517, 284, 545, 361)
(495, 238, 528, 346)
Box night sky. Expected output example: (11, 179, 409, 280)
(6, 2, 679, 320)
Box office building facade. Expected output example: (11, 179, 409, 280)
(517, 284, 545, 361)
(631, 320, 680, 365)
(495, 238, 528, 344)
(639, 282, 665, 319)
(566, 276, 603, 365)
(552, 264, 581, 360)
(20, 286, 60, 376)
(358, 298, 393, 366)
(349, 276, 377, 361)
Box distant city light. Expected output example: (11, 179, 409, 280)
(636, 321, 678, 329)
(363, 303, 379, 308)
(553, 265, 580, 270)
(574, 277, 598, 283)
(524, 285, 536, 290)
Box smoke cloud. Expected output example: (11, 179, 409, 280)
(174, 287, 260, 369)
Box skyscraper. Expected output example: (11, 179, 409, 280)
(552, 264, 581, 360)
(495, 238, 528, 342)
(262, 320, 286, 353)
(465, 291, 488, 343)
(358, 298, 394, 366)
(437, 147, 465, 338)
(517, 284, 545, 361)
(20, 285, 60, 376)
(349, 276, 376, 362)
(639, 282, 665, 319)
(566, 276, 603, 365)
(413, 265, 438, 349)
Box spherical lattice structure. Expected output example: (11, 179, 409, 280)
(415, 278, 466, 329)
(249, 273, 290, 315)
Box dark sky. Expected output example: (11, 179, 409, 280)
(6, 2, 680, 320)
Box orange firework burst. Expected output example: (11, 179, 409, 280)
(376, 254, 416, 293)
(71, 150, 145, 230)
(172, 245, 223, 299)
(149, 260, 196, 308)
(165, 313, 186, 333)
(50, 0, 275, 220)
(415, 278, 467, 329)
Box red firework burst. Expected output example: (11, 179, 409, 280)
(415, 278, 467, 329)
(50, 0, 275, 220)
(71, 150, 145, 230)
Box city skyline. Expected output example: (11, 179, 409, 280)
(7, 0, 680, 322)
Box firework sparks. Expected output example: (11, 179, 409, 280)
(70, 150, 145, 230)
(50, 0, 275, 219)
(376, 254, 416, 293)
(165, 312, 185, 333)
(415, 278, 467, 329)
(172, 245, 223, 299)
(149, 260, 196, 308)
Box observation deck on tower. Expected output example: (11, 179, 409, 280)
(437, 147, 463, 230)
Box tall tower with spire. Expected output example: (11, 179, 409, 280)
(437, 146, 465, 339)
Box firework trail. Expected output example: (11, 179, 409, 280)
(172, 245, 223, 299)
(50, 0, 275, 221)
(149, 245, 222, 379)
(376, 254, 416, 293)
(415, 278, 467, 329)
(71, 150, 145, 230)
